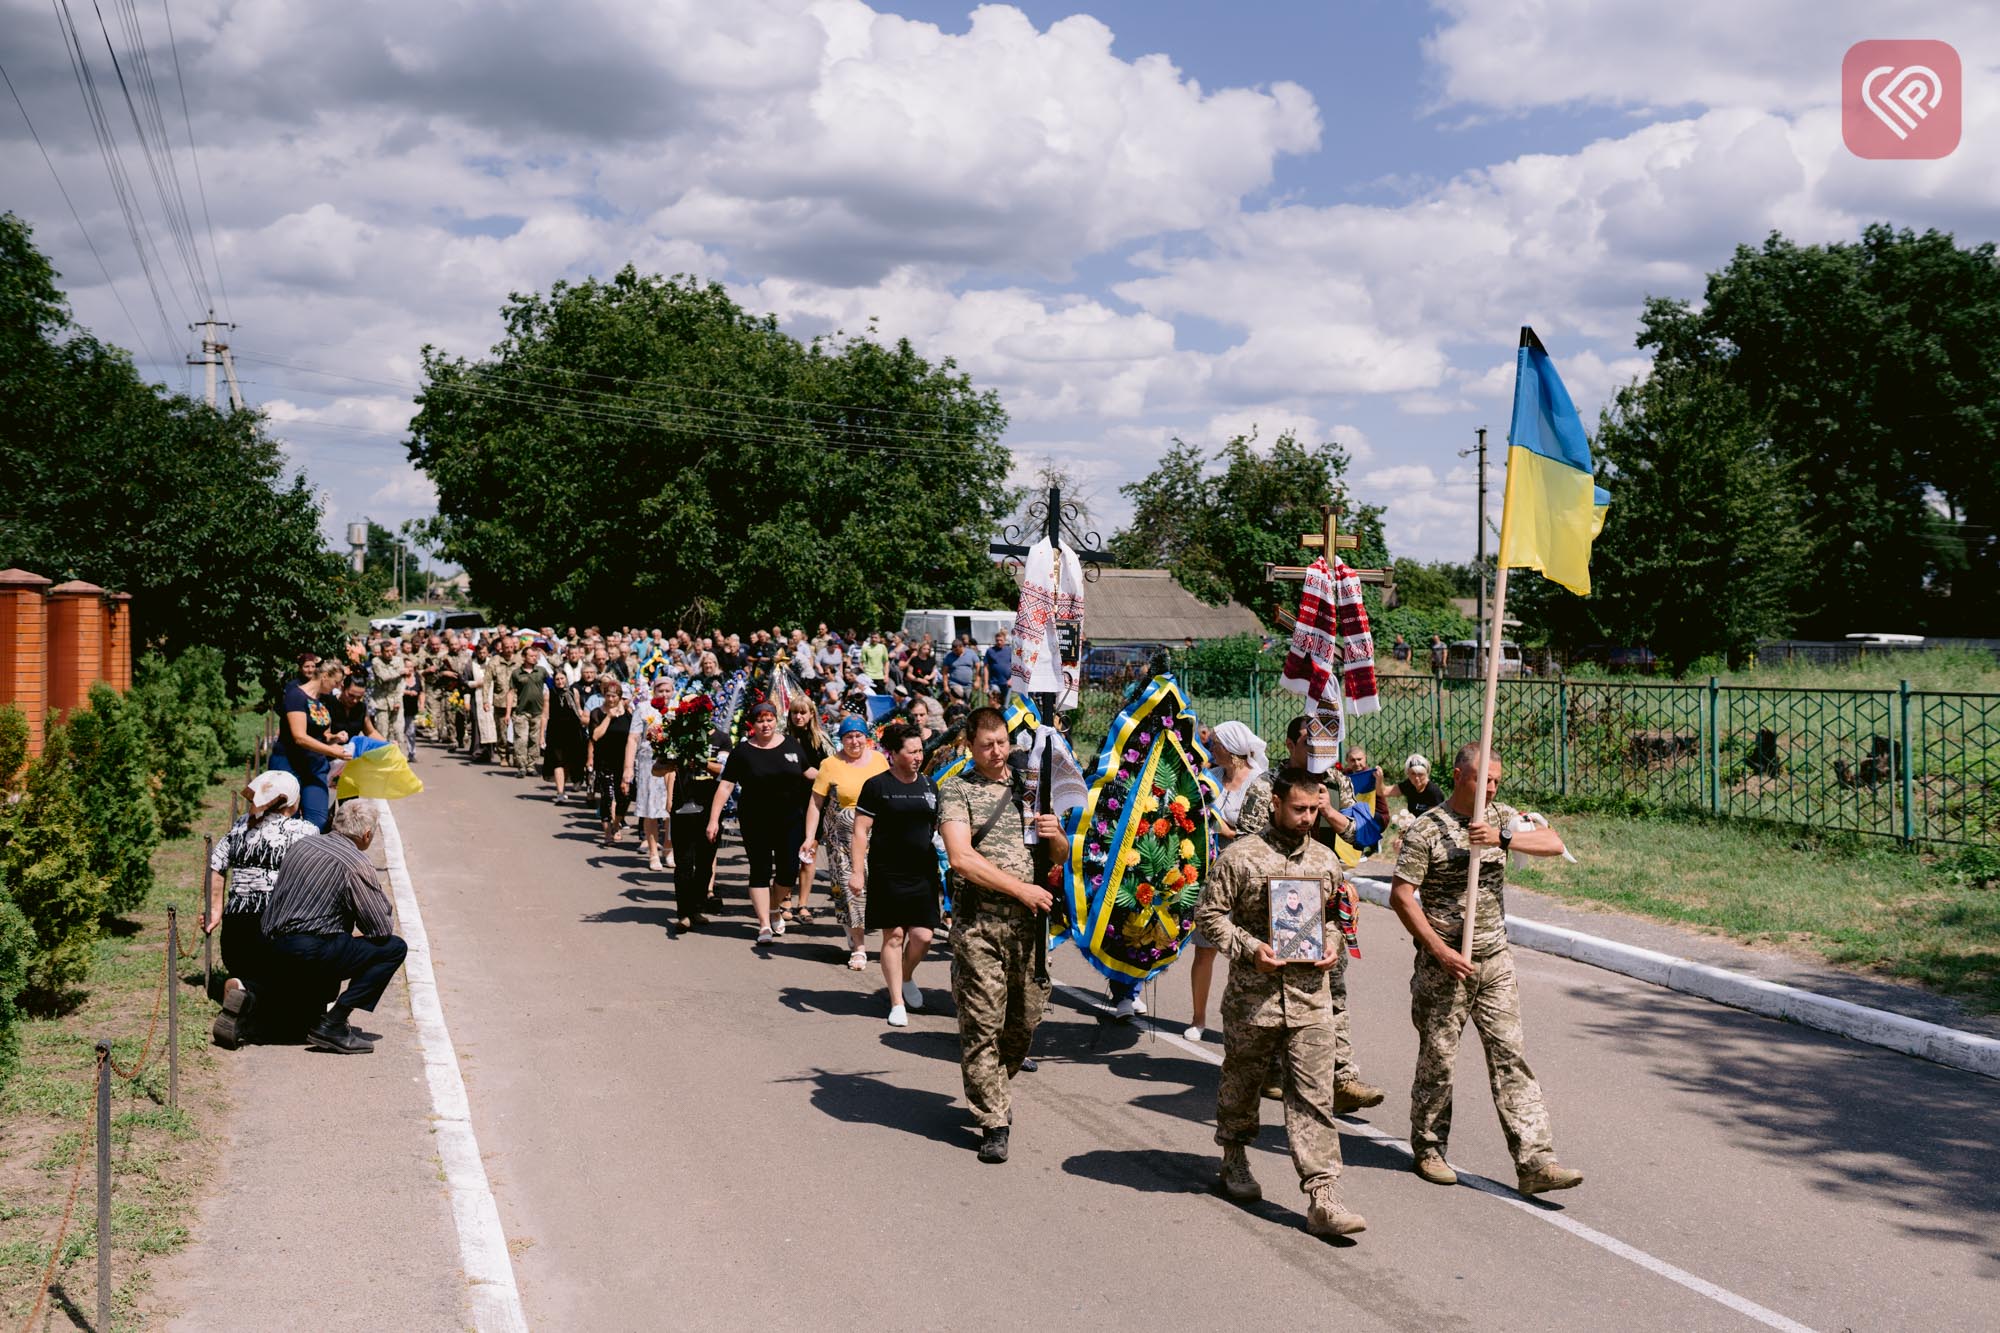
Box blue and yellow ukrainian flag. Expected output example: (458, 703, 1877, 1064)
(335, 736, 425, 800)
(1500, 327, 1610, 596)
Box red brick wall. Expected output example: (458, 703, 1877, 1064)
(0, 569, 53, 760)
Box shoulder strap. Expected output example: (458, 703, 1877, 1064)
(970, 781, 1015, 849)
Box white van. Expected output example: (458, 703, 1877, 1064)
(901, 608, 1013, 648)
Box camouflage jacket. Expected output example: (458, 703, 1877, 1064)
(938, 766, 1034, 918)
(1195, 826, 1345, 1026)
(1392, 800, 1520, 958)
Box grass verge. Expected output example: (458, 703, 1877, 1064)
(1508, 812, 2000, 1012)
(0, 782, 232, 1331)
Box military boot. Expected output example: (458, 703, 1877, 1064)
(1517, 1159, 1584, 1195)
(1218, 1144, 1262, 1202)
(1333, 1078, 1385, 1112)
(1306, 1182, 1367, 1237)
(1412, 1150, 1457, 1186)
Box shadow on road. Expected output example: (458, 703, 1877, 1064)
(1571, 979, 2000, 1265)
(783, 1067, 972, 1149)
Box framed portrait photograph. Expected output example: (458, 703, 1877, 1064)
(1267, 877, 1326, 963)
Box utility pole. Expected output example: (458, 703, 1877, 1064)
(188, 310, 243, 411)
(1459, 425, 1489, 670)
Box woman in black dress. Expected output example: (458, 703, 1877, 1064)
(667, 724, 727, 931)
(708, 700, 812, 947)
(590, 677, 637, 844)
(550, 660, 596, 804)
(849, 723, 941, 1027)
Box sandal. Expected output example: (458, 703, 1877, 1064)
(779, 908, 797, 924)
(797, 907, 817, 924)
(847, 948, 868, 971)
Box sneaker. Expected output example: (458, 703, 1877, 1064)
(1517, 1160, 1584, 1195)
(755, 926, 775, 947)
(1018, 1057, 1038, 1073)
(1132, 993, 1148, 1015)
(1306, 1183, 1366, 1237)
(887, 1004, 909, 1028)
(901, 981, 924, 1012)
(1333, 1078, 1386, 1113)
(1218, 1144, 1261, 1201)
(977, 1127, 1011, 1164)
(1183, 1024, 1203, 1042)
(1113, 995, 1137, 1020)
(772, 916, 788, 937)
(305, 1013, 374, 1055)
(1413, 1150, 1458, 1186)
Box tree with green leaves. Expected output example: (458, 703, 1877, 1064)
(0, 212, 360, 692)
(66, 683, 160, 916)
(1627, 225, 2000, 637)
(0, 720, 105, 1007)
(1109, 431, 1386, 624)
(408, 269, 1016, 629)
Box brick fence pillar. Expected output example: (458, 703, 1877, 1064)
(47, 579, 107, 719)
(103, 591, 134, 692)
(0, 569, 54, 761)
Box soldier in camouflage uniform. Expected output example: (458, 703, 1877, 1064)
(508, 645, 548, 779)
(939, 706, 1068, 1165)
(1388, 742, 1583, 1196)
(1194, 767, 1367, 1238)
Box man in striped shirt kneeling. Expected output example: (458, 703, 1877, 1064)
(263, 800, 408, 1054)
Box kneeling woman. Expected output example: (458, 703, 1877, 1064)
(202, 770, 322, 1047)
(849, 723, 942, 1027)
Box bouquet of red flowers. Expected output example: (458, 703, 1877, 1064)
(667, 694, 715, 769)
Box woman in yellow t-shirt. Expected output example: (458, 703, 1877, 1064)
(801, 717, 889, 970)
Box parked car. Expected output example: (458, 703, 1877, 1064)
(1576, 643, 1659, 674)
(1444, 639, 1523, 679)
(370, 609, 437, 635)
(1082, 643, 1171, 688)
(439, 611, 486, 634)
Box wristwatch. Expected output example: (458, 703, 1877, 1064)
(1498, 826, 1514, 853)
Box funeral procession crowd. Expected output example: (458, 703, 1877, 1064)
(211, 602, 1580, 1240)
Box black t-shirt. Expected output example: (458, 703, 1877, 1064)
(280, 681, 333, 779)
(721, 739, 811, 819)
(856, 771, 941, 897)
(1397, 778, 1447, 816)
(714, 648, 743, 673)
(328, 695, 368, 742)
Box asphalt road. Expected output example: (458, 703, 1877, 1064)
(395, 743, 2000, 1332)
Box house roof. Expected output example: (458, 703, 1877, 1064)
(1071, 568, 1264, 644)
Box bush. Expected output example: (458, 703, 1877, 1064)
(0, 720, 106, 1007)
(174, 644, 246, 765)
(0, 705, 26, 791)
(66, 682, 160, 915)
(0, 891, 31, 1091)
(132, 650, 227, 836)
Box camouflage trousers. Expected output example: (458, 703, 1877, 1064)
(1217, 1015, 1343, 1193)
(1409, 946, 1555, 1169)
(1268, 970, 1360, 1088)
(951, 908, 1050, 1129)
(514, 718, 542, 776)
(376, 701, 403, 754)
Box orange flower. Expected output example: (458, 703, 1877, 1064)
(1168, 795, 1190, 813)
(1136, 883, 1155, 905)
(1163, 867, 1184, 889)
(1151, 818, 1171, 838)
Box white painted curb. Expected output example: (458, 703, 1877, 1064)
(376, 801, 532, 1333)
(1351, 876, 2000, 1083)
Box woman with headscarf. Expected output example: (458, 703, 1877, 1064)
(469, 642, 499, 762)
(1185, 719, 1273, 1040)
(800, 716, 889, 970)
(202, 770, 321, 1046)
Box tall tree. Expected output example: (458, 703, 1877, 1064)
(408, 270, 1016, 629)
(1110, 430, 1384, 623)
(0, 214, 359, 691)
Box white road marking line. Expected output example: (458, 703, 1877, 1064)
(377, 800, 530, 1333)
(1052, 982, 1816, 1333)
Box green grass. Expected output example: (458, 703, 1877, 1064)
(0, 782, 233, 1331)
(1510, 812, 2000, 1011)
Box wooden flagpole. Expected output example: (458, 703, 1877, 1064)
(1461, 451, 1517, 959)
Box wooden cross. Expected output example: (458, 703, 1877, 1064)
(1265, 503, 1392, 590)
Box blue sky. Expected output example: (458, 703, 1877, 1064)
(3, 0, 1993, 574)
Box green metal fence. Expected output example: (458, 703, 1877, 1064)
(1074, 671, 2000, 847)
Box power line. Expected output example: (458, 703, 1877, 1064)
(0, 57, 166, 367)
(233, 351, 1000, 451)
(160, 0, 225, 319)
